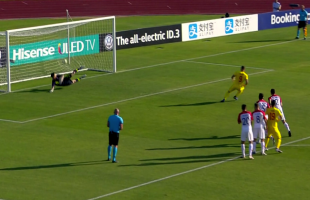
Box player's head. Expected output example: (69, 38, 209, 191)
(271, 100, 276, 107)
(242, 104, 246, 111)
(241, 66, 245, 71)
(259, 93, 264, 100)
(51, 73, 56, 79)
(254, 103, 259, 110)
(301, 5, 305, 10)
(114, 108, 120, 115)
(270, 88, 275, 95)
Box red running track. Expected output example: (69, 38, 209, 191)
(0, 0, 308, 19)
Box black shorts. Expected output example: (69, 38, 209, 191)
(61, 77, 73, 86)
(109, 131, 120, 145)
(298, 21, 307, 29)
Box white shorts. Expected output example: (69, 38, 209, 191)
(253, 127, 265, 139)
(241, 129, 253, 141)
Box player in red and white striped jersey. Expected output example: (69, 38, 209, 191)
(257, 93, 270, 112)
(252, 103, 268, 155)
(268, 89, 291, 137)
(238, 104, 254, 159)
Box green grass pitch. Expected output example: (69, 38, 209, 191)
(0, 15, 310, 200)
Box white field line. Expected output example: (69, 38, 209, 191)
(0, 38, 295, 96)
(282, 144, 310, 147)
(87, 136, 310, 200)
(184, 61, 271, 70)
(0, 70, 273, 124)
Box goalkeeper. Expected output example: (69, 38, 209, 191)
(50, 67, 86, 93)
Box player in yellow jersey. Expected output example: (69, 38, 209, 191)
(221, 66, 248, 102)
(265, 100, 283, 153)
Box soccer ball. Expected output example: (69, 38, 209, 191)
(63, 59, 68, 64)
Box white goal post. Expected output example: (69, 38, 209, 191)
(0, 16, 116, 92)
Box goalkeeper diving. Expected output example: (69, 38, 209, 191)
(50, 67, 86, 93)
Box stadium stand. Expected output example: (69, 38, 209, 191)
(0, 0, 308, 19)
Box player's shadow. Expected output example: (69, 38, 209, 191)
(17, 88, 63, 93)
(232, 39, 292, 43)
(146, 143, 239, 151)
(160, 100, 234, 107)
(169, 135, 240, 141)
(118, 152, 239, 167)
(0, 160, 107, 171)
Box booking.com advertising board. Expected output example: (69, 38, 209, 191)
(182, 14, 258, 42)
(9, 34, 99, 66)
(258, 8, 310, 30)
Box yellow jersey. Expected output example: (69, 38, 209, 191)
(233, 71, 248, 86)
(266, 107, 282, 129)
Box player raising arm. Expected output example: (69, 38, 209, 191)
(238, 104, 254, 159)
(268, 89, 291, 137)
(265, 100, 283, 153)
(50, 67, 86, 93)
(252, 103, 268, 155)
(221, 66, 248, 102)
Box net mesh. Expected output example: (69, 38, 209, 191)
(0, 32, 7, 91)
(2, 17, 114, 90)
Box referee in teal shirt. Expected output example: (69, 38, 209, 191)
(107, 108, 124, 163)
(296, 5, 308, 40)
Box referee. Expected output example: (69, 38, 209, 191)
(296, 5, 308, 40)
(107, 108, 124, 163)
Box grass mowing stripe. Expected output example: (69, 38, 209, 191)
(0, 38, 295, 96)
(184, 61, 271, 70)
(87, 136, 310, 200)
(12, 70, 271, 124)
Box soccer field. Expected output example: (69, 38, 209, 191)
(0, 15, 310, 200)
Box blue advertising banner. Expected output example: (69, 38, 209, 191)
(258, 8, 310, 30)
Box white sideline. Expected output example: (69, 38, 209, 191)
(87, 136, 310, 200)
(0, 70, 273, 124)
(0, 38, 295, 96)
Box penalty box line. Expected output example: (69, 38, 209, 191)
(0, 69, 273, 124)
(0, 38, 294, 97)
(87, 136, 310, 200)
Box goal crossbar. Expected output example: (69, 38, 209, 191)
(1, 15, 116, 92)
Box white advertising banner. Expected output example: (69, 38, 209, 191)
(182, 14, 258, 42)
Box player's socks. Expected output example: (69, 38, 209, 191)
(297, 29, 300, 38)
(224, 91, 230, 100)
(261, 142, 265, 154)
(107, 145, 112, 160)
(253, 142, 256, 153)
(284, 122, 290, 131)
(249, 143, 253, 157)
(235, 90, 244, 97)
(265, 137, 270, 149)
(113, 146, 118, 161)
(276, 138, 281, 149)
(241, 144, 245, 157)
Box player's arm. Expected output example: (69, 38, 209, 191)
(238, 114, 241, 124)
(280, 97, 283, 107)
(244, 74, 249, 86)
(107, 121, 110, 127)
(119, 118, 124, 130)
(231, 74, 236, 80)
(50, 81, 55, 93)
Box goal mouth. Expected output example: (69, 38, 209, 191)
(0, 13, 116, 92)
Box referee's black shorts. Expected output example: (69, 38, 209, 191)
(298, 21, 307, 29)
(109, 131, 120, 145)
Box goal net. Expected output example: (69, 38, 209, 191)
(0, 16, 116, 92)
